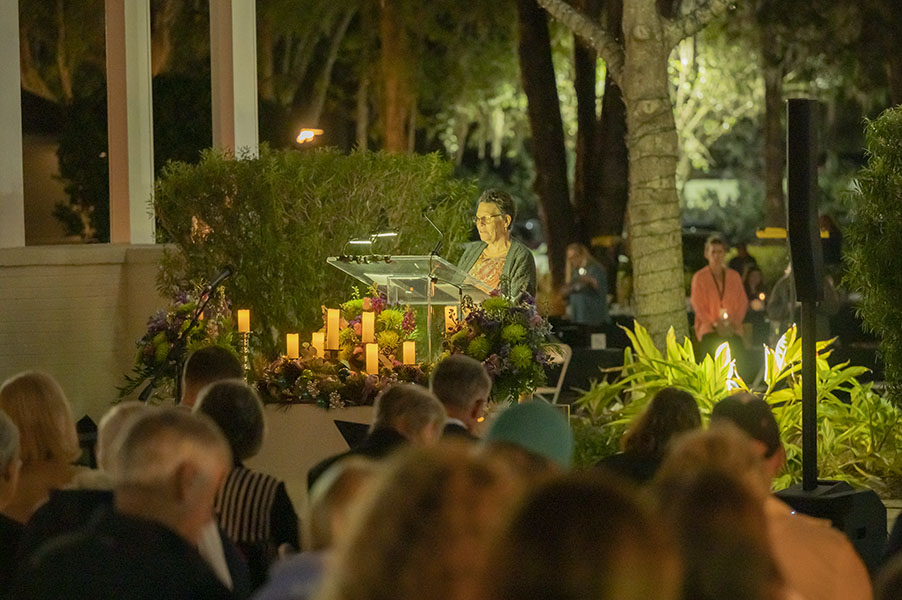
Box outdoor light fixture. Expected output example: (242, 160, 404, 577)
(296, 128, 324, 144)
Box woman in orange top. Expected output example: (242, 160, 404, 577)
(690, 235, 748, 343)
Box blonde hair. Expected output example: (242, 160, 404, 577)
(0, 371, 80, 465)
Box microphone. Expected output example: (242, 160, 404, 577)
(423, 210, 444, 256)
(203, 265, 234, 295)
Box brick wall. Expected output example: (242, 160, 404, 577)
(0, 244, 168, 421)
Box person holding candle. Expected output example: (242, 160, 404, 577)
(690, 235, 748, 361)
(457, 189, 536, 300)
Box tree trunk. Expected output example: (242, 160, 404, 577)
(259, 14, 275, 102)
(596, 73, 629, 237)
(19, 23, 59, 103)
(151, 0, 178, 76)
(573, 0, 602, 246)
(356, 70, 370, 151)
(621, 0, 688, 342)
(516, 0, 574, 297)
(308, 6, 357, 126)
(762, 56, 785, 228)
(886, 53, 902, 108)
(379, 0, 412, 152)
(55, 0, 73, 102)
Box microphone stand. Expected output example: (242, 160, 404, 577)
(137, 287, 217, 403)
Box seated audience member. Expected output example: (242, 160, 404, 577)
(253, 458, 379, 600)
(429, 354, 491, 439)
(653, 437, 793, 600)
(0, 371, 86, 523)
(484, 400, 574, 474)
(483, 472, 681, 600)
(563, 242, 611, 327)
(13, 409, 234, 599)
(683, 392, 872, 600)
(195, 380, 299, 590)
(0, 411, 23, 591)
(597, 387, 701, 483)
(18, 401, 249, 597)
(307, 383, 445, 489)
(181, 345, 243, 408)
(316, 443, 524, 600)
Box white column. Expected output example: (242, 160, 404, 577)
(210, 0, 259, 157)
(105, 0, 155, 244)
(0, 0, 25, 248)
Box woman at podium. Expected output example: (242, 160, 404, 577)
(457, 189, 536, 300)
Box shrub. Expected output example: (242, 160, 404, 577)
(153, 146, 476, 356)
(846, 105, 902, 397)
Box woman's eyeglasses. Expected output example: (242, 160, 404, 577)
(473, 214, 503, 226)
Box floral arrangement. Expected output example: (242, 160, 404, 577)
(255, 286, 425, 407)
(119, 288, 237, 400)
(256, 347, 429, 408)
(444, 293, 555, 403)
(335, 286, 418, 367)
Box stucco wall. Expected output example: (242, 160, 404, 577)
(0, 244, 168, 421)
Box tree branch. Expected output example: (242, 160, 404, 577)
(664, 0, 736, 49)
(535, 0, 624, 86)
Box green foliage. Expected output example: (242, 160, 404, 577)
(846, 105, 902, 395)
(154, 146, 476, 356)
(572, 323, 902, 495)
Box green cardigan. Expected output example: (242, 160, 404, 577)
(456, 238, 537, 299)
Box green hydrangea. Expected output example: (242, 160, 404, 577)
(339, 327, 358, 344)
(482, 296, 510, 313)
(467, 335, 491, 361)
(378, 308, 404, 330)
(376, 330, 400, 351)
(501, 323, 527, 345)
(341, 298, 365, 318)
(509, 344, 533, 370)
(451, 329, 469, 345)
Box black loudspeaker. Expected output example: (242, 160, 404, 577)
(786, 98, 824, 303)
(776, 480, 887, 572)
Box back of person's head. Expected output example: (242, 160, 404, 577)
(655, 426, 771, 499)
(114, 408, 231, 491)
(876, 553, 902, 600)
(306, 457, 379, 552)
(181, 346, 243, 407)
(430, 355, 490, 418)
(96, 401, 151, 474)
(0, 371, 80, 465)
(653, 468, 785, 600)
(371, 383, 445, 443)
(485, 401, 574, 469)
(486, 471, 681, 600)
(711, 392, 782, 458)
(194, 379, 264, 461)
(318, 443, 523, 600)
(0, 411, 21, 506)
(622, 387, 701, 459)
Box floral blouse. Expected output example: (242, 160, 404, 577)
(469, 253, 506, 291)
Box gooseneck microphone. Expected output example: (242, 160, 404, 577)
(423, 210, 444, 256)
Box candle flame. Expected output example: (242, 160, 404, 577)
(296, 128, 324, 144)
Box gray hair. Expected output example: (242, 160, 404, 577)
(115, 408, 231, 489)
(0, 411, 19, 470)
(97, 401, 151, 475)
(371, 384, 445, 434)
(430, 355, 491, 412)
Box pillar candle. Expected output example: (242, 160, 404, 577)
(365, 343, 379, 374)
(312, 331, 325, 357)
(402, 340, 416, 365)
(237, 309, 250, 333)
(326, 308, 340, 350)
(286, 333, 299, 358)
(444, 306, 457, 332)
(362, 311, 375, 343)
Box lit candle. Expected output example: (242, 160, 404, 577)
(362, 311, 375, 344)
(237, 309, 250, 333)
(326, 308, 340, 350)
(365, 343, 379, 374)
(402, 340, 416, 365)
(312, 331, 325, 357)
(286, 333, 299, 358)
(444, 306, 457, 332)
(758, 292, 766, 301)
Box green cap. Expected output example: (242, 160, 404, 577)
(486, 401, 574, 468)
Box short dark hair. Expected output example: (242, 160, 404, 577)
(430, 355, 491, 411)
(478, 189, 517, 227)
(183, 346, 243, 391)
(195, 380, 264, 461)
(711, 392, 782, 458)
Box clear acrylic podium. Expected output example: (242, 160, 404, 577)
(327, 255, 492, 361)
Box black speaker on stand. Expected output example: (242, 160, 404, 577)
(776, 98, 886, 572)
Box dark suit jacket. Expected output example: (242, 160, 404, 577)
(442, 422, 478, 440)
(307, 427, 407, 491)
